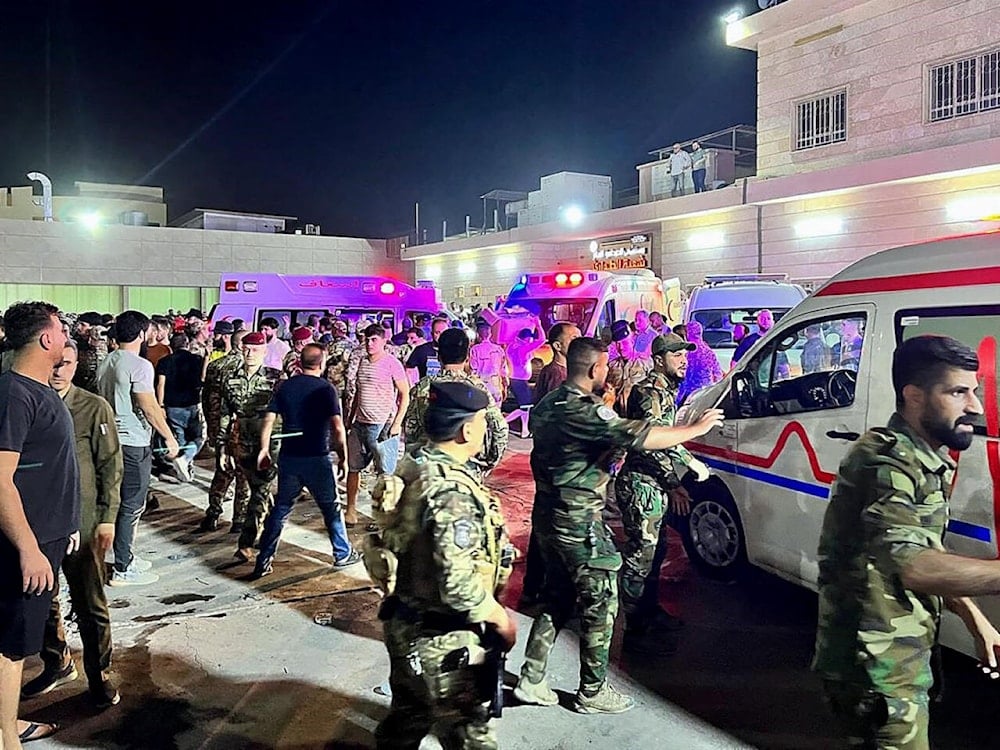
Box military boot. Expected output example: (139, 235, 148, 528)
(573, 682, 635, 714)
(513, 674, 559, 706)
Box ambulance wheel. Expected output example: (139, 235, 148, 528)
(676, 477, 749, 581)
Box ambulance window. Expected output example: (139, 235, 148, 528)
(596, 301, 616, 344)
(738, 313, 867, 418)
(895, 305, 1000, 437)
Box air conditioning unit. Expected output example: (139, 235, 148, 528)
(304, 223, 321, 235)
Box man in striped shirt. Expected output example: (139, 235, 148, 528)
(345, 324, 410, 527)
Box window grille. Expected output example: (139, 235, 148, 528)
(794, 89, 847, 150)
(929, 48, 1000, 122)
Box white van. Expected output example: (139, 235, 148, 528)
(495, 268, 683, 346)
(684, 274, 808, 371)
(674, 233, 1000, 658)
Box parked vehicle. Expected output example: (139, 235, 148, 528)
(674, 233, 1000, 659)
(684, 274, 807, 370)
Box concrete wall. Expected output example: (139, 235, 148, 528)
(754, 0, 1000, 177)
(0, 218, 404, 314)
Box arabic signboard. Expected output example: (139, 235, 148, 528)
(591, 234, 651, 272)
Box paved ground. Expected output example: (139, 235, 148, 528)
(16, 438, 1000, 749)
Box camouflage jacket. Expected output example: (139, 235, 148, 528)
(385, 446, 512, 622)
(404, 370, 509, 477)
(323, 337, 356, 394)
(813, 413, 953, 693)
(620, 370, 694, 486)
(218, 364, 282, 449)
(282, 349, 303, 379)
(72, 332, 108, 394)
(202, 350, 242, 444)
(529, 383, 651, 568)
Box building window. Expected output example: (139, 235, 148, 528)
(794, 89, 847, 151)
(928, 47, 1000, 122)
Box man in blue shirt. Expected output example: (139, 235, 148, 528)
(252, 343, 358, 578)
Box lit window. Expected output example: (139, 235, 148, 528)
(928, 47, 1000, 122)
(794, 89, 847, 151)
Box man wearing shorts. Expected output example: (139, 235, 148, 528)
(0, 301, 80, 746)
(344, 324, 409, 527)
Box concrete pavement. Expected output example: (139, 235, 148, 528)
(19, 441, 750, 750)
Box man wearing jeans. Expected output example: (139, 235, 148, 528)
(251, 343, 358, 578)
(668, 143, 691, 198)
(97, 311, 178, 586)
(155, 333, 204, 482)
(345, 324, 409, 527)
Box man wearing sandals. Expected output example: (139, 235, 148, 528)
(0, 302, 79, 746)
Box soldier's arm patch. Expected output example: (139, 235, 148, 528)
(453, 519, 475, 549)
(597, 405, 617, 421)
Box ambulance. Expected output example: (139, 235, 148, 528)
(208, 273, 443, 337)
(683, 274, 808, 371)
(674, 232, 1000, 658)
(493, 268, 684, 346)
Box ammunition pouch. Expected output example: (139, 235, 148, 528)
(416, 629, 487, 702)
(363, 535, 398, 595)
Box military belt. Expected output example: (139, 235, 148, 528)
(380, 596, 470, 632)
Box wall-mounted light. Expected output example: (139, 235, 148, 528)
(495, 255, 517, 271)
(458, 261, 477, 276)
(561, 204, 586, 227)
(947, 195, 1000, 222)
(723, 8, 743, 24)
(78, 211, 101, 230)
(687, 230, 726, 250)
(795, 216, 843, 238)
(423, 264, 441, 280)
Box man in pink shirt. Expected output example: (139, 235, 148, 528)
(345, 324, 410, 526)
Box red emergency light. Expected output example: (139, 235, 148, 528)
(224, 280, 239, 292)
(553, 272, 584, 288)
(380, 282, 396, 295)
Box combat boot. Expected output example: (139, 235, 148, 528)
(513, 674, 559, 706)
(572, 682, 635, 714)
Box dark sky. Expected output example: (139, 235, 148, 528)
(0, 1, 757, 238)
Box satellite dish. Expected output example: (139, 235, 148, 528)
(758, 0, 786, 8)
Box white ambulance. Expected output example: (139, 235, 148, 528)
(495, 268, 684, 345)
(675, 232, 1000, 657)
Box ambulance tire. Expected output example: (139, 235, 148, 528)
(673, 476, 749, 581)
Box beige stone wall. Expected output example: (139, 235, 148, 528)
(0, 218, 404, 289)
(756, 0, 1000, 177)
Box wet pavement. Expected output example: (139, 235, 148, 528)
(17, 439, 1000, 749)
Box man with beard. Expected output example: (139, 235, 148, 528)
(614, 334, 713, 651)
(814, 335, 1000, 749)
(514, 337, 723, 714)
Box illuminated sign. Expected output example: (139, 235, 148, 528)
(590, 234, 651, 272)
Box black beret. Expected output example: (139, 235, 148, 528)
(611, 320, 631, 342)
(213, 320, 235, 335)
(78, 312, 103, 326)
(428, 381, 489, 415)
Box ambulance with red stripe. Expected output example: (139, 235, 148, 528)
(675, 232, 1000, 657)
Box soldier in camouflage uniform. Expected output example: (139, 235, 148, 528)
(200, 326, 250, 532)
(814, 335, 1000, 750)
(404, 329, 508, 479)
(373, 381, 516, 750)
(514, 337, 723, 714)
(615, 334, 713, 649)
(281, 326, 314, 378)
(324, 319, 356, 411)
(218, 332, 282, 561)
(72, 312, 108, 394)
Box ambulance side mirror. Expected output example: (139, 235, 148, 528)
(730, 372, 756, 419)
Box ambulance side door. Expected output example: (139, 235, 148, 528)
(732, 304, 874, 586)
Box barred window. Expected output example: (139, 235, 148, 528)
(929, 47, 1000, 122)
(794, 89, 847, 151)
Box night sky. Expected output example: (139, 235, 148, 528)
(0, 1, 757, 238)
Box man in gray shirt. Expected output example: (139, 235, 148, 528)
(669, 143, 692, 197)
(97, 311, 178, 586)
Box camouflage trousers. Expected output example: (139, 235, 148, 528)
(207, 448, 250, 522)
(615, 469, 670, 617)
(235, 448, 277, 550)
(520, 534, 619, 695)
(375, 618, 496, 750)
(823, 680, 929, 750)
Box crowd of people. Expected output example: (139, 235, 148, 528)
(0, 295, 976, 749)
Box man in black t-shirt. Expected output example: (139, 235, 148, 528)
(251, 343, 357, 578)
(155, 334, 205, 481)
(0, 301, 79, 746)
(404, 317, 448, 380)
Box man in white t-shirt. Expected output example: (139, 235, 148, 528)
(469, 321, 510, 404)
(260, 317, 291, 371)
(97, 311, 178, 586)
(345, 324, 410, 526)
(669, 143, 692, 198)
(507, 326, 541, 407)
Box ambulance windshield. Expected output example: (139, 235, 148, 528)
(500, 298, 597, 333)
(691, 307, 793, 349)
